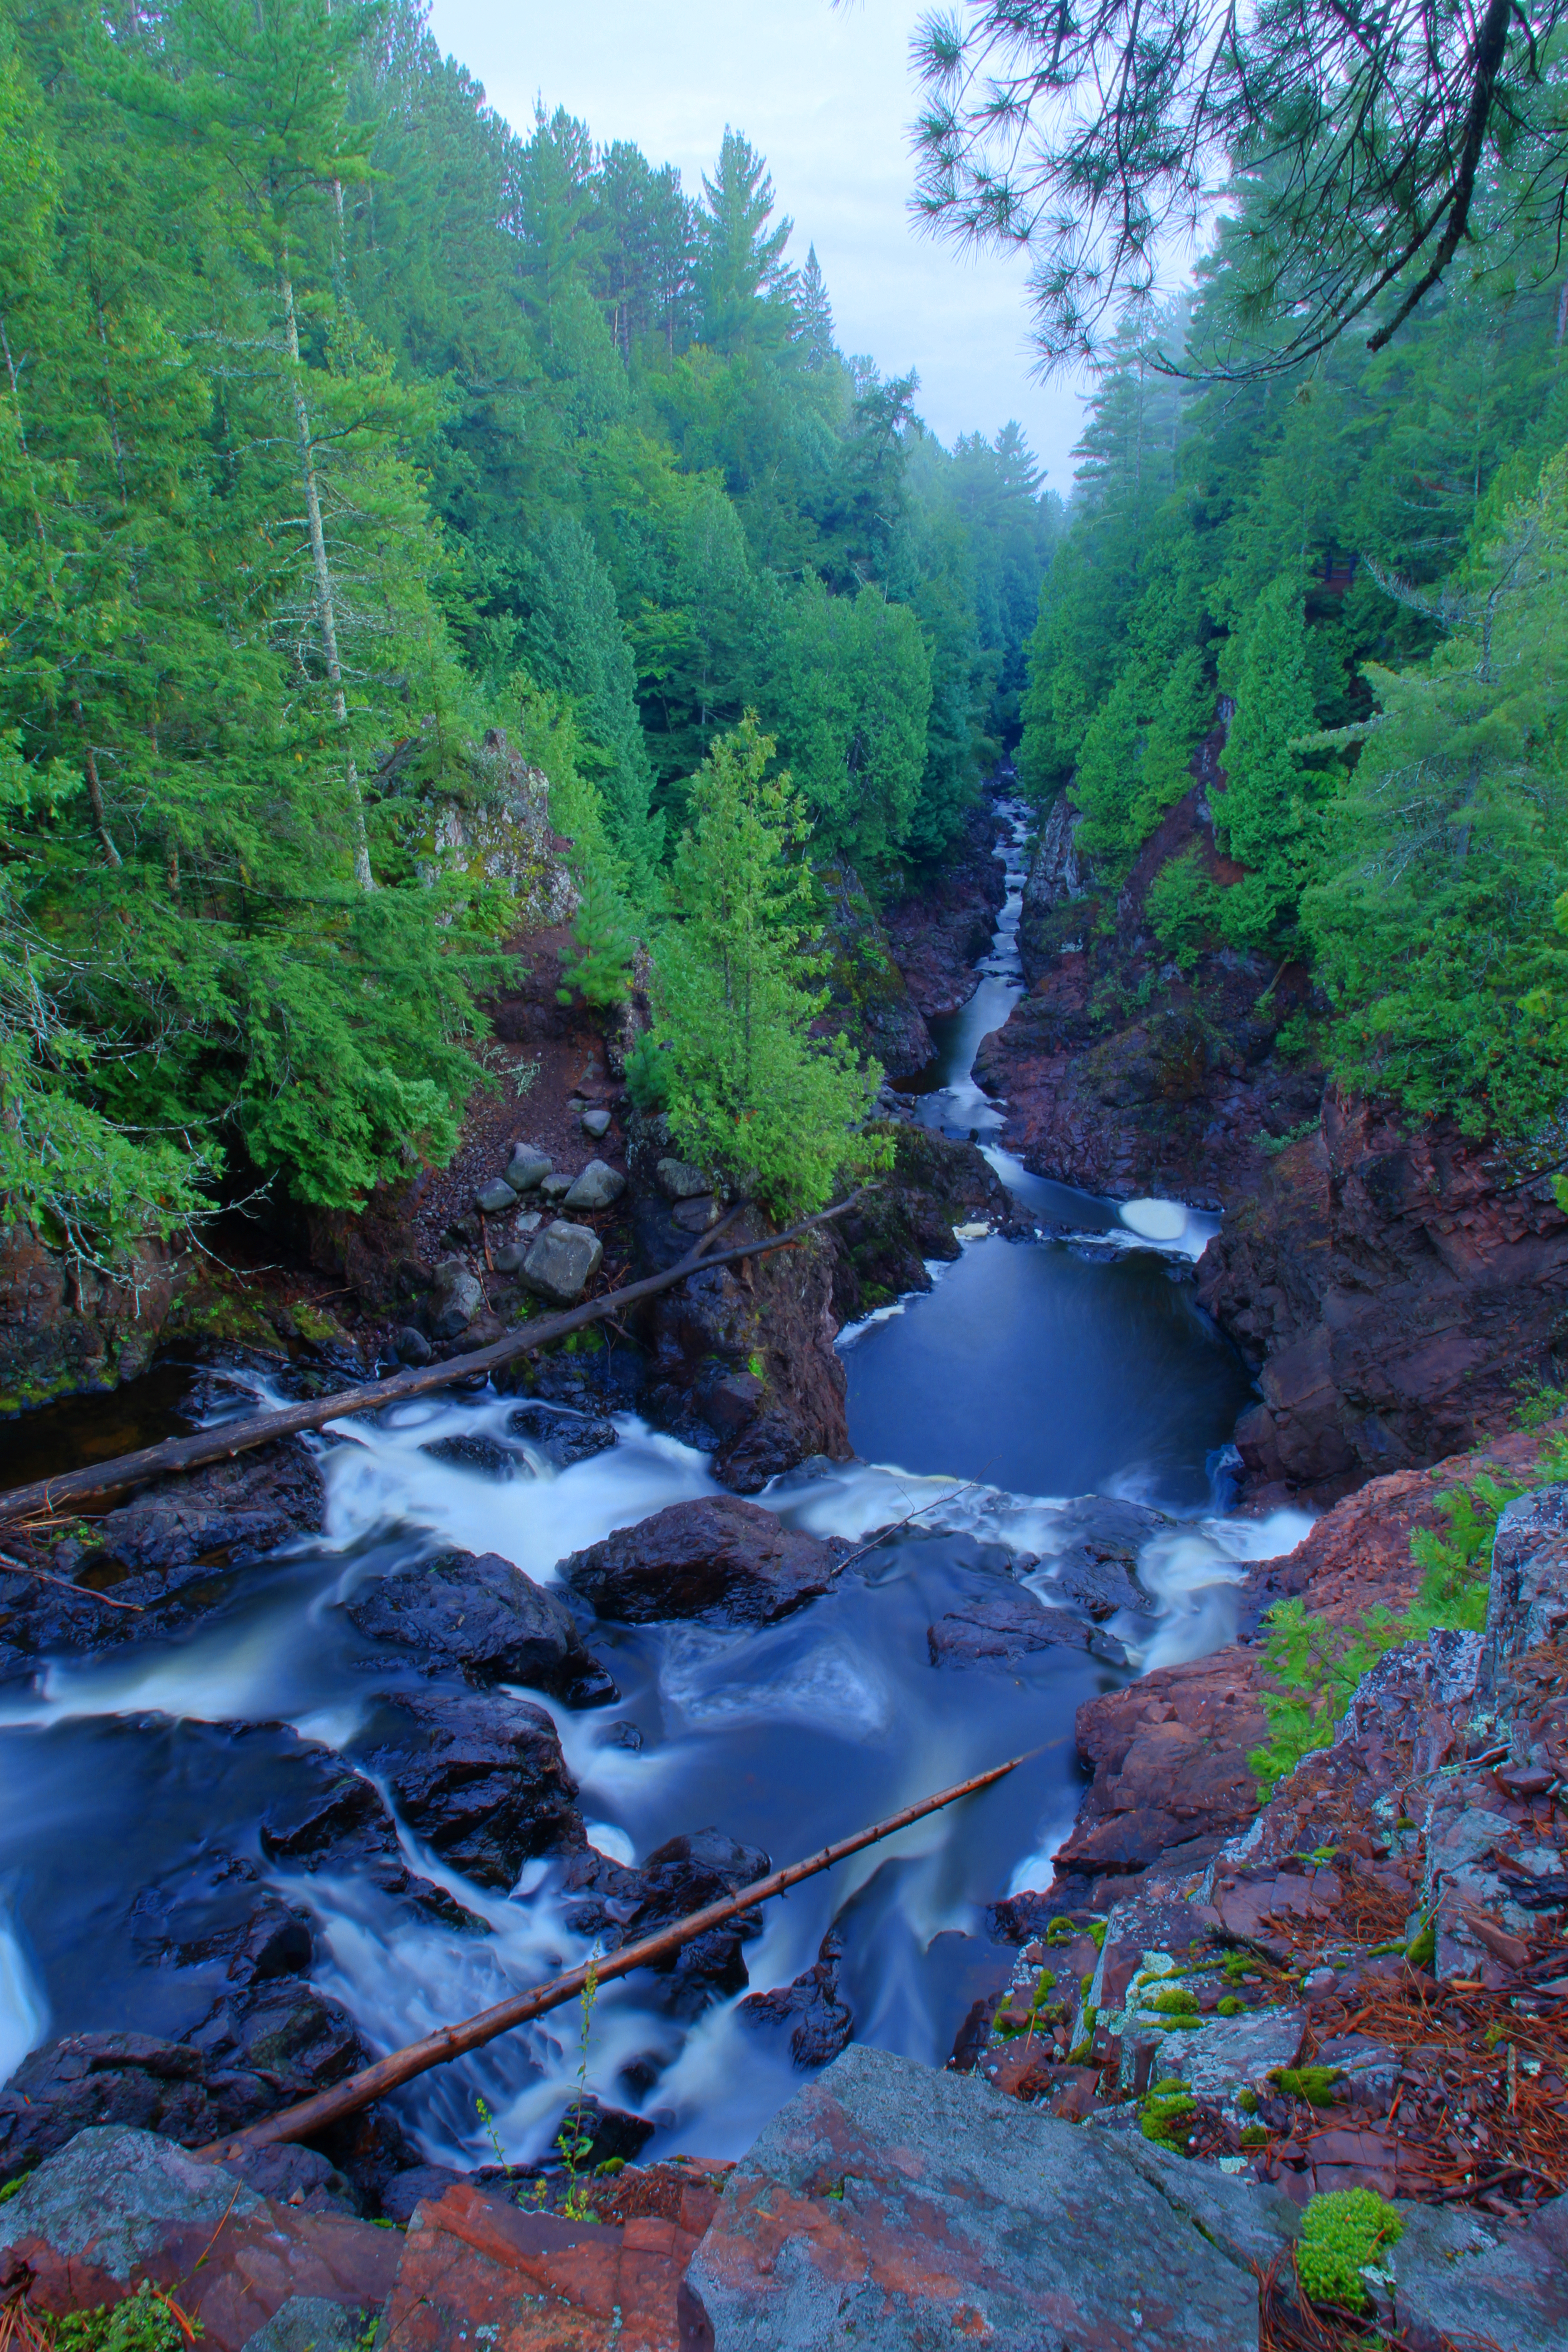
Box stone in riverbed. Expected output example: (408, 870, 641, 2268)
(563, 1157, 626, 1211)
(474, 1178, 519, 1216)
(519, 1220, 602, 1306)
(927, 1585, 1108, 1667)
(417, 1433, 516, 1478)
(581, 1106, 612, 1138)
(561, 1496, 841, 1626)
(737, 1925, 853, 2068)
(505, 1401, 617, 1466)
(394, 1324, 433, 1367)
(349, 1690, 581, 1889)
(682, 2041, 1289, 2349)
(346, 1547, 617, 1705)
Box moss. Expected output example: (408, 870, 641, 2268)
(1272, 2066, 1342, 2107)
(1139, 2081, 1197, 2151)
(1237, 2088, 1259, 2115)
(1031, 1969, 1057, 2004)
(1216, 1996, 1244, 2016)
(1240, 2125, 1269, 2147)
(289, 1299, 343, 1348)
(1406, 1915, 1436, 1969)
(1147, 1986, 1199, 2016)
(1296, 2188, 1404, 2311)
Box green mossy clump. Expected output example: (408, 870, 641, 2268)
(1273, 2065, 1342, 2107)
(1216, 1995, 1244, 2016)
(1237, 2087, 1259, 2114)
(1146, 1986, 1200, 2017)
(1406, 1916, 1436, 1969)
(1240, 2124, 1269, 2146)
(1139, 2079, 1197, 2151)
(49, 2281, 191, 2349)
(1296, 2189, 1404, 2310)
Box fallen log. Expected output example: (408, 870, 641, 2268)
(199, 1748, 1035, 2161)
(0, 1195, 858, 1524)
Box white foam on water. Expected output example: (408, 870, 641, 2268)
(0, 1909, 47, 2087)
(1134, 1506, 1314, 1669)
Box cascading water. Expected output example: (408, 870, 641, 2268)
(0, 797, 1309, 2171)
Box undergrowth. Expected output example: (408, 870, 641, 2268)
(1248, 1431, 1568, 1797)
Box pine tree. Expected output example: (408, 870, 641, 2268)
(650, 716, 887, 1214)
(1213, 574, 1319, 945)
(695, 128, 795, 355)
(794, 244, 834, 371)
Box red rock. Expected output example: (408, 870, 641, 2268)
(380, 2180, 705, 2352)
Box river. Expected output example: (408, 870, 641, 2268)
(0, 802, 1309, 2170)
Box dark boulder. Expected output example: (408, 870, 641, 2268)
(560, 1827, 771, 2017)
(738, 1925, 854, 2069)
(561, 1496, 841, 1627)
(380, 2163, 470, 2227)
(505, 1403, 618, 1467)
(185, 1978, 366, 2092)
(0, 2036, 248, 2185)
(417, 1435, 517, 1479)
(928, 1586, 1117, 1667)
(543, 2094, 655, 2173)
(216, 2140, 360, 2216)
(256, 1725, 486, 1931)
(349, 1691, 581, 1890)
(98, 1439, 325, 1575)
(1046, 1544, 1157, 1621)
(345, 1549, 617, 1705)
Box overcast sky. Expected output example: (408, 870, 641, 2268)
(423, 0, 1092, 492)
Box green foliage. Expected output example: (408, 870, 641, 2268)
(1236, 2088, 1258, 2113)
(1513, 1379, 1568, 1432)
(1, 3, 1054, 1253)
(558, 870, 637, 1009)
(623, 1030, 671, 1112)
(1272, 2067, 1342, 2107)
(1247, 1455, 1568, 1794)
(1146, 1986, 1200, 2017)
(1307, 453, 1568, 1142)
(1211, 577, 1322, 948)
(1146, 848, 1225, 970)
(1216, 1995, 1244, 2016)
(1296, 2189, 1404, 2312)
(50, 2281, 193, 2350)
(649, 716, 891, 1216)
(1139, 2081, 1197, 2150)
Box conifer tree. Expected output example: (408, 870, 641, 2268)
(650, 716, 887, 1214)
(1213, 575, 1318, 945)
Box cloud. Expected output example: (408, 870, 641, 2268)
(425, 0, 1090, 486)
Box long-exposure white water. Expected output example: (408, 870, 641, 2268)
(0, 798, 1309, 2171)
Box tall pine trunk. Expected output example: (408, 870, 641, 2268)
(279, 252, 373, 892)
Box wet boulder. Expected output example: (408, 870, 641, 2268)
(416, 1434, 516, 1478)
(626, 1829, 772, 2016)
(738, 1925, 854, 2068)
(0, 2036, 255, 2185)
(349, 1691, 581, 1891)
(505, 1401, 617, 1467)
(185, 1978, 367, 2093)
(561, 1496, 841, 1627)
(256, 1726, 485, 1930)
(519, 1220, 603, 1307)
(928, 1586, 1126, 1667)
(345, 1548, 617, 1705)
(1043, 1542, 1158, 1621)
(474, 1178, 519, 1216)
(97, 1440, 325, 1578)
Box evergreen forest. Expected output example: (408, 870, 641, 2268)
(0, 0, 1057, 1250)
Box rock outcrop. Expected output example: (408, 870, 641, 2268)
(1197, 1095, 1568, 1498)
(977, 778, 1323, 1205)
(0, 1223, 173, 1414)
(881, 799, 1008, 1020)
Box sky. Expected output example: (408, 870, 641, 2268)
(423, 0, 1093, 493)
